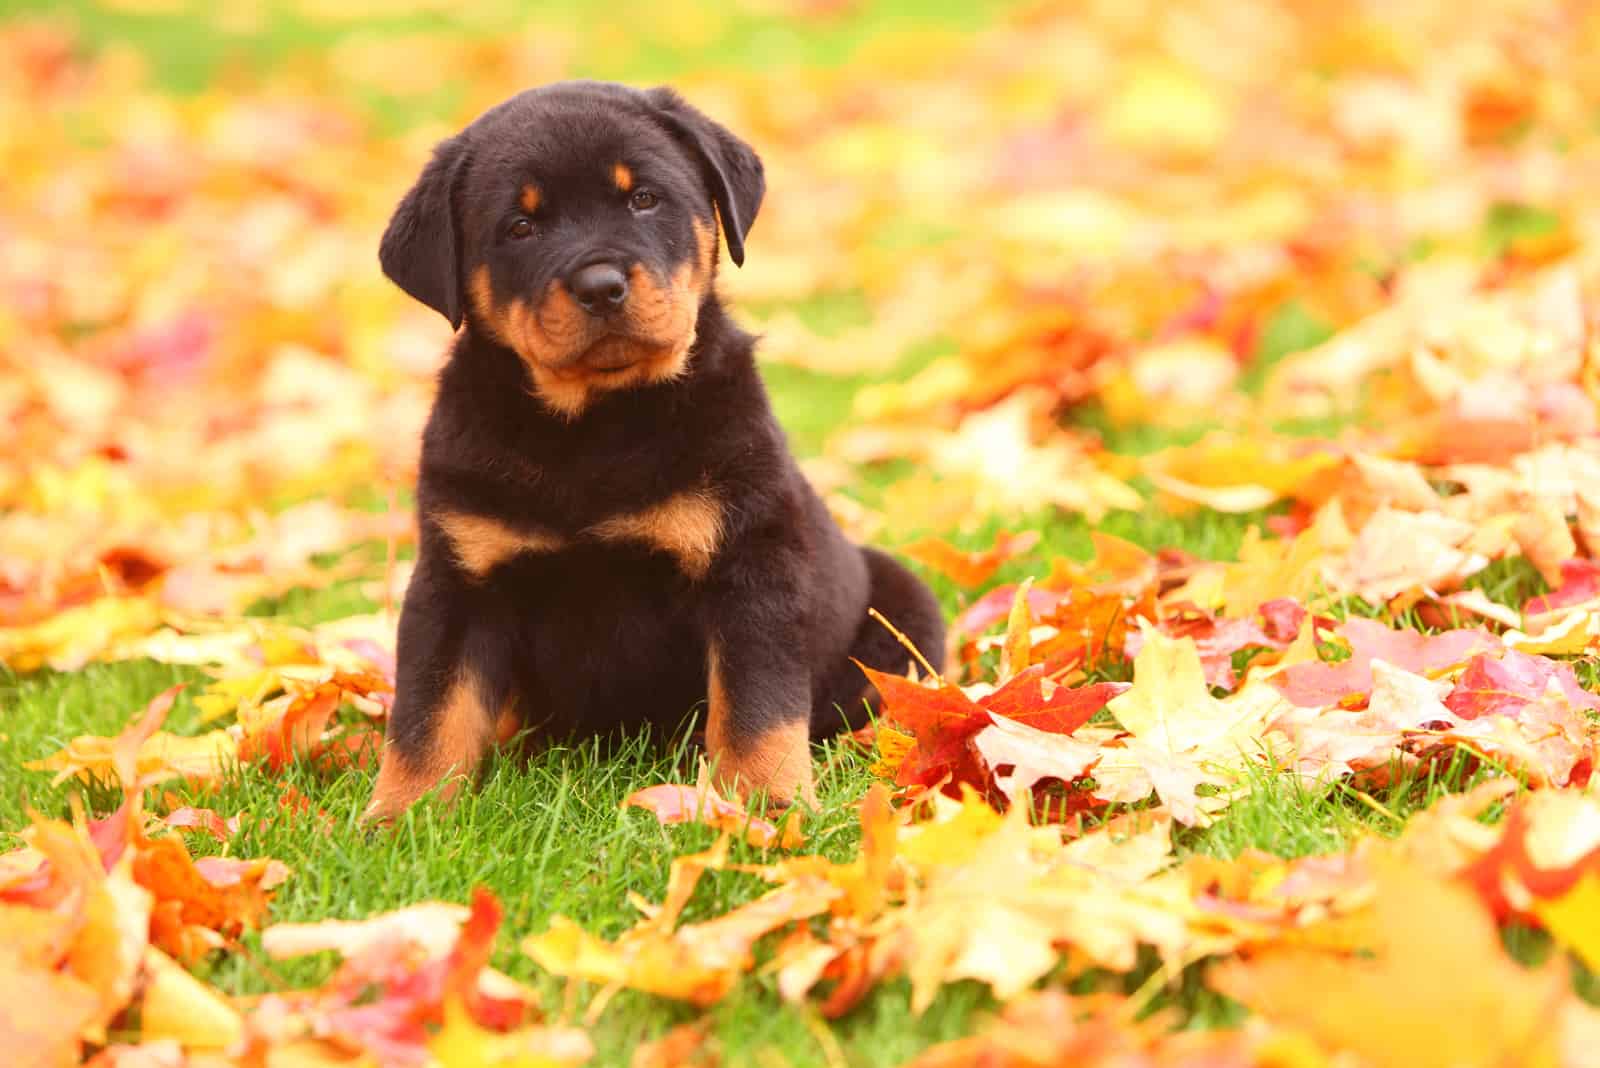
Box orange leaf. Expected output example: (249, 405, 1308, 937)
(899, 530, 1040, 588)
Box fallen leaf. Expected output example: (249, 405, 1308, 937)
(899, 530, 1040, 589)
(1273, 617, 1498, 708)
(623, 783, 784, 849)
(263, 901, 472, 961)
(1212, 855, 1576, 1068)
(1102, 623, 1283, 824)
(139, 946, 242, 1049)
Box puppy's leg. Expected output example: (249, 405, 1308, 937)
(362, 562, 515, 823)
(703, 555, 817, 808)
(813, 546, 947, 735)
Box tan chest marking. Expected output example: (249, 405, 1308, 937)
(435, 511, 564, 578)
(588, 488, 723, 578)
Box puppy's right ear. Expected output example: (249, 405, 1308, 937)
(380, 135, 470, 328)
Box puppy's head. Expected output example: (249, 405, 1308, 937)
(380, 81, 764, 418)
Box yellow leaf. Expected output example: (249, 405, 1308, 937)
(869, 724, 916, 779)
(26, 727, 236, 789)
(0, 596, 162, 673)
(1101, 623, 1282, 825)
(428, 999, 593, 1068)
(1213, 855, 1573, 1068)
(998, 577, 1034, 683)
(1222, 501, 1351, 617)
(1506, 609, 1600, 657)
(140, 947, 242, 1049)
(1144, 433, 1337, 515)
(1534, 874, 1600, 973)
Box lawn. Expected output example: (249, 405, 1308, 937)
(5, 2, 1600, 1067)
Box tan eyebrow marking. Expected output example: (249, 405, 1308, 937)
(519, 183, 541, 213)
(612, 163, 633, 192)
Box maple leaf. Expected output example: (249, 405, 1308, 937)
(264, 901, 472, 961)
(1322, 507, 1491, 603)
(428, 998, 594, 1068)
(1026, 586, 1136, 675)
(134, 839, 291, 961)
(138, 946, 242, 1050)
(243, 887, 551, 1066)
(1455, 791, 1600, 923)
(1272, 617, 1498, 708)
(950, 582, 1073, 641)
(899, 530, 1040, 588)
(158, 806, 242, 844)
(972, 713, 1099, 807)
(623, 780, 797, 850)
(1212, 855, 1577, 1068)
(1220, 503, 1351, 618)
(24, 685, 235, 790)
(0, 813, 152, 1057)
(236, 668, 392, 771)
(1444, 649, 1600, 720)
(1046, 531, 1164, 599)
(888, 796, 1199, 1012)
(1525, 558, 1600, 623)
(1143, 431, 1339, 514)
(862, 662, 1125, 794)
(1272, 659, 1454, 780)
(903, 989, 1287, 1067)
(1124, 602, 1290, 691)
(1101, 622, 1284, 824)
(1533, 874, 1600, 974)
(523, 875, 839, 1011)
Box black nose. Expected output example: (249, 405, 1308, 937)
(569, 263, 629, 312)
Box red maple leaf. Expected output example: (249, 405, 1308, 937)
(862, 663, 1125, 791)
(1444, 649, 1600, 721)
(1273, 618, 1499, 707)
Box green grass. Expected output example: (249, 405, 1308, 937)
(0, 537, 1559, 1064)
(6, 2, 1587, 1064)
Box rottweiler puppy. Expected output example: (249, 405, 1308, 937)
(364, 81, 946, 822)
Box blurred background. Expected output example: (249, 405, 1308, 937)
(3, 0, 1599, 653)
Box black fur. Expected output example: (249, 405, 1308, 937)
(371, 81, 945, 812)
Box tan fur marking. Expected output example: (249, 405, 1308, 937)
(469, 265, 500, 332)
(494, 699, 522, 745)
(435, 511, 563, 577)
(362, 675, 496, 823)
(691, 216, 716, 279)
(519, 183, 541, 214)
(612, 163, 633, 192)
(482, 225, 706, 419)
(589, 488, 723, 578)
(706, 644, 817, 807)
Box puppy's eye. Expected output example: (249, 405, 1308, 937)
(629, 189, 659, 212)
(507, 217, 534, 240)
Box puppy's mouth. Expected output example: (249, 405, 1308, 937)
(469, 261, 704, 417)
(542, 333, 675, 377)
(576, 335, 657, 373)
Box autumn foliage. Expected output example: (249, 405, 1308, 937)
(8, 1, 1600, 1066)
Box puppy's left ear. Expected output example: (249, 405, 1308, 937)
(380, 133, 471, 328)
(646, 88, 765, 267)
